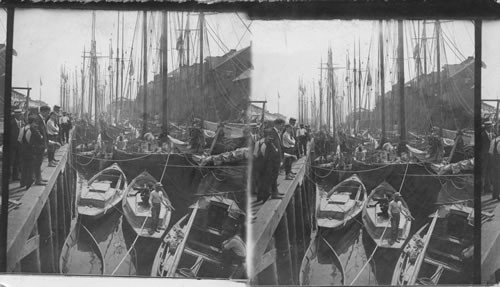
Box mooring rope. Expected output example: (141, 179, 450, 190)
(160, 152, 172, 182)
(111, 216, 148, 275)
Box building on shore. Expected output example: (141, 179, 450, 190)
(348, 57, 475, 134)
(135, 45, 252, 124)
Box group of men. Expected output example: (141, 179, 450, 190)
(482, 119, 500, 200)
(253, 117, 310, 202)
(10, 105, 72, 189)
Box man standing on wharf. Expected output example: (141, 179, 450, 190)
(489, 124, 500, 201)
(34, 106, 51, 185)
(270, 118, 286, 199)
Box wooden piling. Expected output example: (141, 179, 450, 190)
(274, 212, 293, 285)
(49, 181, 60, 267)
(301, 183, 311, 237)
(294, 186, 306, 258)
(37, 201, 55, 273)
(286, 193, 298, 284)
(57, 176, 66, 250)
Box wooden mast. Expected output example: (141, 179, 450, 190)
(397, 20, 407, 152)
(319, 58, 323, 130)
(353, 44, 357, 132)
(81, 48, 85, 118)
(115, 12, 120, 123)
(379, 20, 386, 145)
(142, 11, 148, 135)
(120, 13, 124, 122)
(92, 11, 98, 128)
(199, 12, 205, 119)
(161, 11, 169, 129)
(329, 47, 336, 138)
(358, 39, 361, 132)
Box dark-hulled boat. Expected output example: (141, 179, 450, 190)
(122, 171, 172, 239)
(317, 174, 367, 230)
(299, 234, 345, 285)
(392, 203, 474, 285)
(59, 220, 106, 275)
(362, 181, 412, 249)
(150, 196, 244, 278)
(77, 163, 127, 219)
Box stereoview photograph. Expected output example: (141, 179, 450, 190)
(248, 19, 475, 285)
(6, 9, 250, 279)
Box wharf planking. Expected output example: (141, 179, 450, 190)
(250, 141, 316, 284)
(7, 138, 77, 272)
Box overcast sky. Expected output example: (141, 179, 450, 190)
(11, 9, 250, 107)
(482, 21, 500, 101)
(251, 20, 475, 119)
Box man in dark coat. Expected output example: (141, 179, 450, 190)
(34, 106, 51, 185)
(19, 115, 45, 188)
(10, 109, 24, 181)
(268, 118, 285, 199)
(482, 120, 494, 194)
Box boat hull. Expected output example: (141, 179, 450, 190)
(122, 171, 173, 239)
(362, 181, 412, 249)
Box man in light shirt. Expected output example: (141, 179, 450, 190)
(46, 112, 59, 167)
(296, 124, 307, 157)
(282, 124, 296, 180)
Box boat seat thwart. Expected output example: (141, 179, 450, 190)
(428, 247, 463, 262)
(424, 256, 461, 273)
(184, 247, 220, 265)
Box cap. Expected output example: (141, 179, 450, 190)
(289, 117, 296, 122)
(394, 192, 401, 198)
(484, 120, 493, 126)
(12, 109, 23, 115)
(155, 182, 163, 188)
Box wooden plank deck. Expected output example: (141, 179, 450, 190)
(250, 154, 308, 271)
(6, 145, 69, 271)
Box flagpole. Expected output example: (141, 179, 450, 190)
(39, 78, 42, 101)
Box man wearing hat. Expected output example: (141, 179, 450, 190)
(33, 106, 50, 185)
(388, 192, 410, 245)
(53, 105, 62, 143)
(288, 118, 299, 158)
(10, 109, 24, 181)
(482, 120, 494, 194)
(489, 124, 500, 201)
(148, 182, 174, 234)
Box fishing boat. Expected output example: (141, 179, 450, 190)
(151, 196, 245, 278)
(362, 181, 412, 249)
(59, 220, 106, 275)
(122, 171, 172, 239)
(317, 174, 367, 230)
(299, 234, 345, 285)
(392, 203, 474, 285)
(77, 163, 127, 219)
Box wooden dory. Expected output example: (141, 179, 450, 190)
(362, 181, 412, 249)
(392, 204, 474, 285)
(122, 171, 172, 239)
(151, 196, 245, 278)
(77, 163, 127, 219)
(317, 174, 367, 230)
